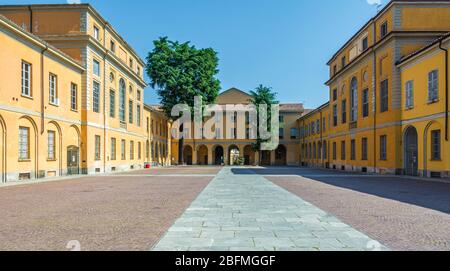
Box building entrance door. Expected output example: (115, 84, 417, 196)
(67, 146, 80, 175)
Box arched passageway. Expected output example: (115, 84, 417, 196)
(275, 145, 287, 166)
(228, 145, 240, 165)
(404, 126, 418, 176)
(213, 146, 224, 165)
(197, 145, 208, 165)
(183, 145, 193, 165)
(243, 145, 255, 166)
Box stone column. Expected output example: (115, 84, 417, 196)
(208, 146, 214, 165)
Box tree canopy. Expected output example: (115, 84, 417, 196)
(250, 85, 279, 154)
(146, 37, 221, 120)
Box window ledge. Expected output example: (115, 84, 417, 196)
(21, 94, 33, 100)
(427, 99, 439, 105)
(430, 159, 442, 162)
(18, 159, 31, 162)
(404, 106, 414, 111)
(47, 159, 57, 162)
(49, 102, 59, 107)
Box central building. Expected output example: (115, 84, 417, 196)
(171, 88, 305, 166)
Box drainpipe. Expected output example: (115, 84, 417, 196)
(439, 39, 449, 141)
(372, 20, 378, 172)
(103, 24, 108, 173)
(40, 44, 48, 134)
(28, 5, 33, 33)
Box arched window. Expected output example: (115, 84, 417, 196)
(350, 77, 358, 122)
(119, 79, 126, 122)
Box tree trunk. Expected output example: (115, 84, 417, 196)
(179, 123, 184, 165)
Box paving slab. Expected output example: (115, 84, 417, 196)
(152, 167, 388, 251)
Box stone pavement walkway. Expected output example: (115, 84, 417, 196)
(152, 167, 388, 251)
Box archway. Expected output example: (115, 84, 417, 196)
(67, 125, 80, 175)
(48, 121, 62, 177)
(261, 150, 271, 166)
(275, 145, 287, 166)
(0, 115, 6, 183)
(213, 146, 224, 165)
(197, 145, 208, 165)
(404, 126, 418, 176)
(243, 145, 255, 166)
(228, 145, 240, 165)
(18, 116, 38, 179)
(183, 145, 193, 165)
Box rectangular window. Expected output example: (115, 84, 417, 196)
(130, 141, 134, 160)
(93, 25, 99, 40)
(405, 80, 414, 108)
(111, 138, 116, 161)
(48, 130, 55, 160)
(341, 100, 347, 124)
(380, 135, 387, 160)
(93, 81, 100, 113)
(19, 127, 30, 160)
(110, 40, 116, 52)
(380, 22, 388, 38)
(129, 59, 134, 69)
(333, 105, 338, 126)
(380, 79, 389, 112)
(109, 90, 115, 118)
(71, 83, 78, 111)
(362, 37, 368, 51)
(362, 138, 368, 161)
(137, 90, 141, 101)
(322, 117, 326, 132)
(341, 56, 346, 68)
(431, 130, 441, 160)
(350, 139, 356, 160)
(332, 142, 337, 160)
(137, 104, 141, 126)
(22, 61, 31, 96)
(428, 70, 439, 102)
(290, 128, 298, 139)
(279, 128, 284, 140)
(279, 116, 284, 123)
(121, 140, 126, 160)
(95, 135, 101, 161)
(362, 88, 369, 117)
(49, 73, 57, 104)
(138, 142, 141, 160)
(332, 89, 338, 101)
(129, 100, 133, 124)
(341, 141, 346, 160)
(93, 59, 100, 77)
(333, 65, 337, 75)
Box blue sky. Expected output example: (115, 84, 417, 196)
(5, 0, 387, 108)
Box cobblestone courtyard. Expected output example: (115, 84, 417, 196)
(0, 166, 449, 251)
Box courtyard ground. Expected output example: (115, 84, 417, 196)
(0, 166, 449, 251)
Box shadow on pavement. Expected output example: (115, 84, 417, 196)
(232, 167, 450, 215)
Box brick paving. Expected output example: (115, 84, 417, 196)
(0, 175, 212, 251)
(153, 167, 387, 251)
(263, 168, 450, 251)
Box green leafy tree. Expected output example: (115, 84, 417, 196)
(146, 37, 220, 164)
(250, 85, 279, 165)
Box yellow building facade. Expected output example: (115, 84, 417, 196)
(300, 0, 450, 178)
(171, 88, 304, 166)
(0, 4, 171, 182)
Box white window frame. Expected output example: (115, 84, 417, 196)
(428, 70, 439, 102)
(21, 61, 31, 97)
(48, 130, 55, 160)
(405, 80, 414, 108)
(71, 83, 78, 111)
(49, 73, 58, 105)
